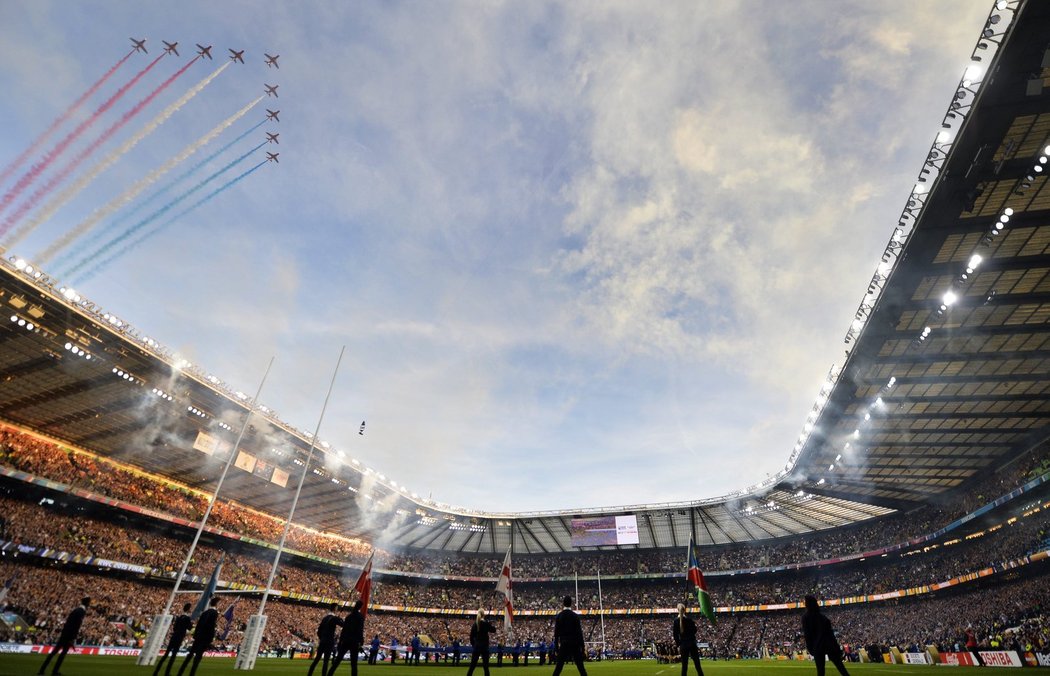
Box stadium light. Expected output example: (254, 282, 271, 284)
(943, 290, 958, 306)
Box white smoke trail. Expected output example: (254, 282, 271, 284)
(3, 61, 231, 251)
(36, 93, 264, 265)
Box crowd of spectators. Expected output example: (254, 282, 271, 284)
(4, 426, 1049, 584)
(2, 553, 1047, 659)
(3, 424, 1050, 661)
(3, 481, 1048, 614)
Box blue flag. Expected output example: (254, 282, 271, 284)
(220, 597, 238, 640)
(190, 552, 224, 621)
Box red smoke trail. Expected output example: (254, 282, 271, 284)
(0, 52, 165, 218)
(0, 56, 199, 238)
(0, 50, 135, 189)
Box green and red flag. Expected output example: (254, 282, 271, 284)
(686, 536, 716, 624)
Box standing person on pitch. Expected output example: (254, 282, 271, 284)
(37, 596, 90, 676)
(153, 602, 193, 676)
(466, 609, 497, 676)
(177, 596, 219, 676)
(308, 604, 344, 676)
(551, 596, 587, 676)
(327, 599, 365, 676)
(802, 596, 850, 676)
(672, 604, 704, 676)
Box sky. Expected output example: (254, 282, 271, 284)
(0, 1, 993, 513)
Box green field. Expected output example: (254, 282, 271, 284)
(0, 657, 947, 676)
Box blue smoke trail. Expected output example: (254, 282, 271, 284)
(61, 143, 266, 279)
(73, 159, 268, 284)
(51, 118, 268, 271)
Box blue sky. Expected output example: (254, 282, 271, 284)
(0, 1, 991, 512)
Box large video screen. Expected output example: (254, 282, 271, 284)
(570, 515, 639, 547)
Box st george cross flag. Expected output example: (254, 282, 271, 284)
(494, 548, 514, 633)
(191, 552, 224, 621)
(687, 535, 716, 625)
(354, 550, 374, 618)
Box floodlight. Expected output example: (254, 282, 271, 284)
(835, 454, 842, 462)
(1004, 207, 1014, 216)
(936, 130, 951, 143)
(968, 253, 982, 269)
(943, 290, 958, 306)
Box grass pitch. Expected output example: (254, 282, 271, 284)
(0, 656, 944, 676)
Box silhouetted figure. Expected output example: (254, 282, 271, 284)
(672, 604, 704, 676)
(177, 596, 219, 676)
(466, 609, 497, 676)
(154, 603, 193, 676)
(327, 600, 365, 676)
(37, 596, 90, 676)
(802, 596, 850, 676)
(551, 596, 587, 676)
(308, 604, 344, 676)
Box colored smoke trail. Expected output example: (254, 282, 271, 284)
(38, 92, 260, 264)
(49, 118, 268, 271)
(73, 160, 268, 284)
(63, 143, 266, 279)
(20, 63, 239, 259)
(0, 55, 200, 241)
(0, 50, 135, 189)
(0, 53, 165, 217)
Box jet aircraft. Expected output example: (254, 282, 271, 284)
(264, 53, 280, 69)
(162, 40, 179, 56)
(265, 109, 280, 122)
(264, 84, 279, 98)
(266, 152, 279, 163)
(130, 38, 147, 54)
(266, 133, 279, 145)
(196, 44, 212, 59)
(228, 48, 245, 64)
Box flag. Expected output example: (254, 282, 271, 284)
(354, 550, 374, 618)
(495, 548, 513, 634)
(687, 536, 716, 625)
(220, 597, 238, 640)
(191, 552, 224, 621)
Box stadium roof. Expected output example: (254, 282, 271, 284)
(1, 1, 1049, 553)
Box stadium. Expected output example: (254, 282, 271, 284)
(1, 1, 1050, 675)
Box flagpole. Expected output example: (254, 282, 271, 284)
(597, 566, 606, 659)
(237, 347, 345, 670)
(137, 357, 274, 667)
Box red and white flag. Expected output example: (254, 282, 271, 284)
(354, 550, 374, 618)
(495, 548, 513, 633)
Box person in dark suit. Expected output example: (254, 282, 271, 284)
(672, 604, 703, 676)
(466, 609, 497, 676)
(154, 603, 193, 676)
(551, 596, 586, 676)
(327, 599, 364, 676)
(308, 604, 344, 676)
(37, 596, 90, 676)
(802, 596, 850, 676)
(177, 596, 219, 676)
